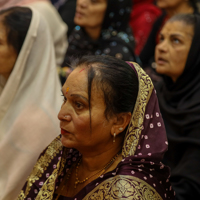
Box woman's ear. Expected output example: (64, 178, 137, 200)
(111, 112, 132, 136)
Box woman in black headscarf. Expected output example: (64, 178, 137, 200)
(59, 0, 136, 84)
(155, 13, 200, 200)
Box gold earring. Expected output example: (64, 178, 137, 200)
(113, 133, 116, 143)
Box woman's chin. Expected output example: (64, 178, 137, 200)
(155, 65, 166, 75)
(61, 136, 74, 148)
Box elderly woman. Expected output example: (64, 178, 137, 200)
(139, 0, 198, 70)
(0, 7, 62, 200)
(155, 14, 200, 199)
(17, 55, 175, 200)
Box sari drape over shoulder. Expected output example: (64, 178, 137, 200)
(17, 62, 175, 200)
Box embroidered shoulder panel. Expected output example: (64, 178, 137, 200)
(83, 175, 162, 200)
(122, 62, 154, 158)
(35, 147, 68, 200)
(17, 136, 63, 199)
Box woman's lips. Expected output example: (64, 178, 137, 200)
(75, 11, 84, 18)
(157, 58, 168, 65)
(61, 128, 70, 135)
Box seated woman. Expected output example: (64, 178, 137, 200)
(0, 7, 62, 200)
(60, 0, 136, 85)
(155, 13, 200, 199)
(18, 55, 175, 200)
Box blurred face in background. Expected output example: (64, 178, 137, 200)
(156, 0, 189, 9)
(0, 15, 17, 80)
(155, 20, 194, 82)
(74, 0, 107, 29)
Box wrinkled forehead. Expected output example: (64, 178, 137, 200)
(161, 20, 194, 37)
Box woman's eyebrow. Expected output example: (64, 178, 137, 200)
(71, 94, 88, 102)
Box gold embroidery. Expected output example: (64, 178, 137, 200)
(35, 148, 68, 200)
(83, 175, 162, 200)
(122, 62, 154, 158)
(17, 136, 63, 200)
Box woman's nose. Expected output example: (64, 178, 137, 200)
(77, 0, 87, 8)
(57, 106, 72, 122)
(157, 40, 168, 52)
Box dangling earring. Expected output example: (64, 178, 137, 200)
(113, 133, 116, 143)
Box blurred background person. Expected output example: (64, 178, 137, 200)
(0, 0, 68, 68)
(56, 0, 77, 37)
(139, 0, 198, 71)
(0, 7, 62, 200)
(59, 0, 136, 85)
(129, 0, 162, 56)
(155, 13, 200, 199)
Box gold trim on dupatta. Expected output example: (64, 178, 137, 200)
(82, 62, 160, 200)
(83, 175, 162, 200)
(17, 136, 66, 199)
(122, 62, 154, 158)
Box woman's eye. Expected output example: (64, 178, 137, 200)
(172, 38, 180, 44)
(158, 36, 164, 43)
(61, 94, 67, 102)
(75, 101, 84, 109)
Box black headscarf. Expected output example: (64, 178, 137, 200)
(63, 0, 135, 68)
(102, 0, 132, 31)
(156, 14, 200, 200)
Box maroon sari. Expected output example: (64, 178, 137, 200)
(17, 62, 175, 200)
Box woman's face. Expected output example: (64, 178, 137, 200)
(58, 66, 116, 154)
(0, 16, 17, 80)
(155, 20, 193, 82)
(74, 0, 107, 29)
(156, 0, 187, 9)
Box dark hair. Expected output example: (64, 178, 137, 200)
(74, 55, 139, 120)
(0, 7, 32, 54)
(189, 0, 198, 10)
(168, 13, 196, 28)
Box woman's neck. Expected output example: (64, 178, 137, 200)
(80, 145, 122, 173)
(166, 3, 194, 17)
(84, 26, 102, 40)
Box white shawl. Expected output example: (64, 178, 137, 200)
(0, 0, 68, 67)
(0, 8, 63, 200)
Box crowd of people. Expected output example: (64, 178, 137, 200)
(0, 0, 200, 200)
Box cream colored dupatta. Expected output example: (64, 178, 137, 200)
(0, 0, 68, 67)
(0, 8, 62, 200)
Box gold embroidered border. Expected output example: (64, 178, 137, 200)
(17, 135, 63, 199)
(122, 62, 154, 158)
(35, 147, 68, 200)
(83, 175, 162, 200)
